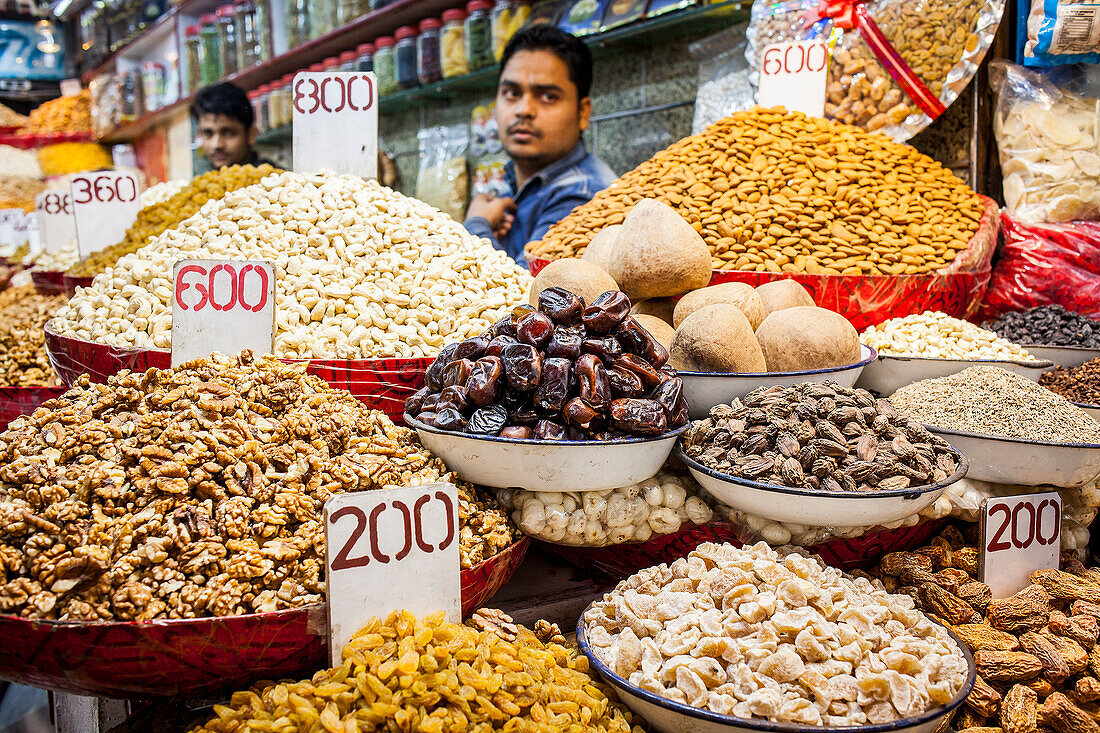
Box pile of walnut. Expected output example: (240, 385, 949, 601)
(0, 352, 514, 621)
(873, 527, 1100, 733)
(0, 286, 66, 386)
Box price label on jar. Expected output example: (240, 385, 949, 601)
(323, 482, 460, 663)
(171, 259, 276, 366)
(71, 172, 142, 259)
(292, 71, 378, 179)
(35, 190, 75, 255)
(757, 40, 829, 118)
(0, 209, 25, 248)
(980, 491, 1062, 599)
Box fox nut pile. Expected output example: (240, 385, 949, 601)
(0, 352, 513, 621)
(52, 171, 531, 359)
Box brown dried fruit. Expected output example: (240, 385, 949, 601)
(956, 707, 992, 730)
(987, 585, 1052, 633)
(966, 674, 1003, 718)
(1076, 677, 1100, 704)
(1074, 600, 1100, 624)
(957, 581, 994, 614)
(954, 624, 1021, 652)
(1022, 677, 1054, 698)
(974, 651, 1043, 682)
(1000, 684, 1038, 733)
(1041, 631, 1089, 674)
(935, 568, 975, 594)
(953, 546, 980, 576)
(957, 728, 1004, 733)
(1031, 569, 1100, 604)
(1049, 610, 1100, 649)
(881, 551, 933, 576)
(1019, 631, 1072, 684)
(919, 582, 982, 624)
(467, 608, 519, 642)
(1038, 692, 1100, 733)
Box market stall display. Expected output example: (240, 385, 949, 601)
(581, 541, 972, 727)
(139, 179, 189, 207)
(66, 164, 279, 278)
(890, 367, 1100, 486)
(0, 175, 45, 213)
(873, 528, 1100, 732)
(18, 90, 93, 135)
(0, 102, 28, 130)
(984, 305, 1100, 369)
(0, 147, 43, 179)
(1042, 359, 1100, 417)
(35, 141, 113, 177)
(0, 286, 67, 432)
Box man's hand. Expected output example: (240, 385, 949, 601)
(467, 194, 516, 238)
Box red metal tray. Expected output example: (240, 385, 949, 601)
(62, 274, 94, 296)
(30, 270, 67, 296)
(0, 385, 67, 432)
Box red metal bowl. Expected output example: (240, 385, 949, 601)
(0, 386, 67, 432)
(30, 270, 67, 296)
(527, 199, 998, 331)
(540, 519, 945, 579)
(0, 537, 527, 698)
(42, 324, 432, 425)
(62, 274, 94, 296)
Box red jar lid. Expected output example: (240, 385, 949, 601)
(200, 13, 216, 24)
(281, 73, 294, 84)
(466, 0, 492, 12)
(215, 5, 235, 18)
(185, 24, 201, 35)
(375, 35, 395, 47)
(323, 57, 339, 69)
(309, 62, 324, 71)
(339, 50, 356, 62)
(419, 17, 442, 31)
(356, 42, 374, 54)
(394, 25, 417, 40)
(247, 89, 259, 98)
(443, 8, 466, 21)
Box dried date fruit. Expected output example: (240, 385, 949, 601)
(467, 356, 505, 406)
(534, 420, 567, 441)
(610, 398, 668, 436)
(486, 317, 516, 339)
(500, 426, 533, 440)
(881, 552, 933, 576)
(966, 674, 1003, 718)
(486, 334, 519, 357)
(582, 336, 623, 360)
(614, 353, 664, 389)
(651, 376, 684, 419)
(1019, 632, 1071, 684)
(957, 581, 994, 614)
(987, 585, 1052, 633)
(546, 327, 583, 359)
(443, 358, 476, 388)
(502, 343, 542, 391)
(918, 583, 981, 624)
(974, 651, 1043, 682)
(437, 385, 471, 413)
(453, 336, 489, 361)
(564, 398, 602, 431)
(581, 291, 630, 334)
(953, 624, 1021, 652)
(1050, 610, 1100, 649)
(953, 546, 981, 576)
(1077, 677, 1100, 704)
(1041, 631, 1089, 674)
(467, 406, 508, 435)
(434, 407, 468, 432)
(1074, 600, 1100, 624)
(616, 315, 669, 367)
(954, 710, 991, 730)
(607, 364, 646, 398)
(517, 311, 555, 348)
(1032, 569, 1100, 604)
(534, 357, 573, 412)
(1039, 692, 1100, 733)
(1000, 684, 1038, 733)
(405, 386, 431, 415)
(537, 286, 584, 324)
(575, 354, 611, 411)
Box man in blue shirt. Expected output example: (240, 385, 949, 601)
(464, 26, 615, 265)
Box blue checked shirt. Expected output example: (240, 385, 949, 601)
(464, 141, 615, 265)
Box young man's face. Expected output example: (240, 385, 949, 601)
(196, 113, 255, 168)
(494, 49, 591, 171)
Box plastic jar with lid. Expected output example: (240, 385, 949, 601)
(416, 18, 442, 85)
(250, 86, 266, 132)
(215, 5, 238, 75)
(490, 0, 511, 61)
(184, 24, 204, 93)
(441, 9, 467, 79)
(284, 0, 309, 48)
(253, 0, 271, 59)
(199, 14, 222, 85)
(465, 0, 493, 72)
(374, 36, 397, 95)
(338, 50, 357, 71)
(323, 57, 340, 74)
(336, 0, 358, 26)
(233, 0, 258, 70)
(355, 42, 374, 72)
(272, 76, 292, 127)
(309, 0, 335, 38)
(394, 25, 419, 90)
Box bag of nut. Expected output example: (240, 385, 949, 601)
(746, 0, 1006, 141)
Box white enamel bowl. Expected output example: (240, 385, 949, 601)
(1076, 402, 1100, 423)
(925, 426, 1100, 487)
(405, 414, 688, 492)
(577, 616, 975, 733)
(680, 345, 877, 420)
(1023, 345, 1100, 369)
(857, 354, 1052, 396)
(676, 447, 967, 528)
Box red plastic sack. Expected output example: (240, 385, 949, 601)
(977, 214, 1100, 321)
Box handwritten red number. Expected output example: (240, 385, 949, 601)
(174, 264, 209, 311)
(72, 177, 92, 204)
(1036, 498, 1061, 546)
(207, 264, 238, 311)
(329, 506, 370, 570)
(987, 502, 1012, 552)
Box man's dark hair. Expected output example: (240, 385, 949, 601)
(498, 25, 593, 100)
(190, 82, 254, 129)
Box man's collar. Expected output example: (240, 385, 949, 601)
(506, 140, 589, 196)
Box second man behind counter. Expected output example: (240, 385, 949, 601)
(463, 26, 615, 265)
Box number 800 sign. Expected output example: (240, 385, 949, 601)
(981, 492, 1061, 600)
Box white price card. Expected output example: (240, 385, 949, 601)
(60, 78, 83, 97)
(292, 71, 378, 179)
(324, 482, 460, 663)
(171, 260, 276, 366)
(757, 40, 829, 118)
(35, 190, 75, 255)
(0, 209, 25, 249)
(71, 172, 142, 260)
(26, 213, 42, 258)
(981, 491, 1062, 599)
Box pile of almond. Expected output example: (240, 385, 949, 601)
(872, 527, 1100, 733)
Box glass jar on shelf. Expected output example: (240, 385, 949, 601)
(141, 60, 166, 111)
(271, 77, 291, 127)
(441, 8, 467, 79)
(253, 0, 272, 60)
(336, 0, 359, 27)
(374, 35, 396, 95)
(355, 42, 374, 72)
(339, 50, 357, 71)
(284, 0, 309, 49)
(249, 87, 264, 132)
(233, 0, 259, 70)
(394, 25, 418, 90)
(184, 23, 203, 93)
(199, 13, 222, 85)
(368, 0, 391, 9)
(309, 0, 336, 38)
(323, 56, 340, 73)
(215, 5, 238, 76)
(416, 18, 442, 86)
(465, 0, 492, 72)
(490, 0, 511, 61)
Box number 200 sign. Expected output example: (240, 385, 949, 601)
(171, 260, 276, 366)
(324, 482, 460, 662)
(293, 71, 378, 180)
(70, 172, 142, 260)
(981, 492, 1061, 599)
(756, 41, 829, 118)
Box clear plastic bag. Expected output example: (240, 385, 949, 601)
(746, 0, 1004, 141)
(992, 61, 1100, 224)
(493, 470, 715, 547)
(1025, 0, 1100, 67)
(415, 124, 469, 223)
(977, 214, 1100, 320)
(689, 23, 753, 135)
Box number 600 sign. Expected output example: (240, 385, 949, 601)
(171, 259, 275, 366)
(756, 40, 828, 118)
(981, 492, 1061, 599)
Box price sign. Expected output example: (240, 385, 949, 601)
(981, 491, 1062, 599)
(171, 260, 276, 366)
(60, 78, 82, 97)
(0, 209, 25, 248)
(757, 40, 829, 118)
(324, 482, 460, 662)
(26, 213, 41, 258)
(292, 71, 378, 179)
(71, 172, 142, 259)
(35, 190, 76, 255)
